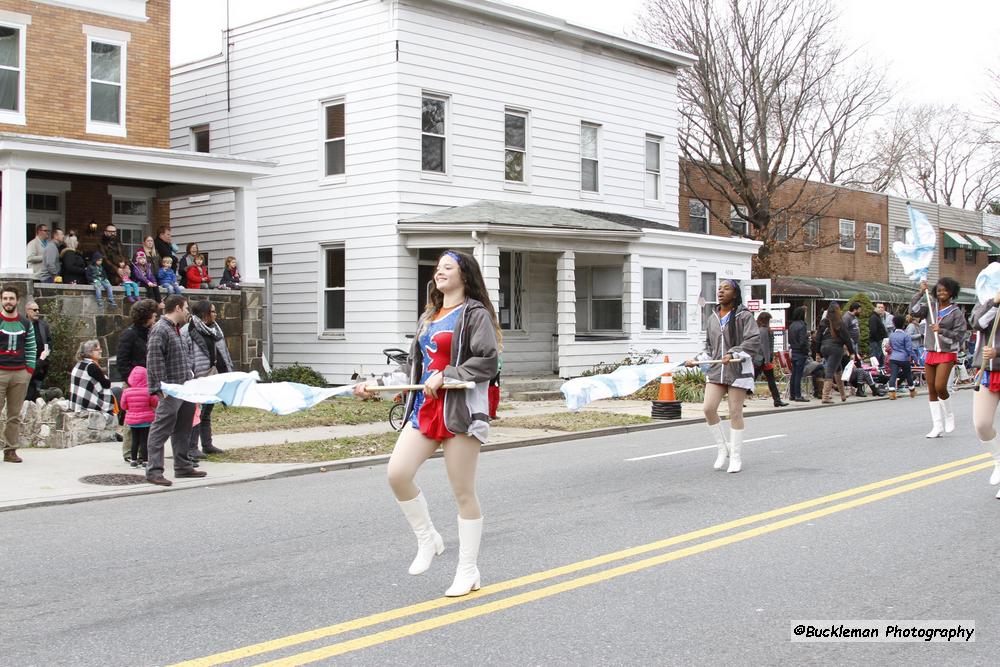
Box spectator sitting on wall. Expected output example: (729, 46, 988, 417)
(141, 235, 161, 269)
(154, 226, 179, 268)
(218, 256, 242, 290)
(185, 254, 212, 289)
(39, 228, 64, 283)
(26, 225, 49, 279)
(178, 242, 200, 288)
(99, 225, 128, 285)
(69, 339, 113, 414)
(157, 256, 183, 295)
(59, 232, 88, 285)
(24, 301, 51, 403)
(87, 252, 117, 309)
(131, 251, 162, 304)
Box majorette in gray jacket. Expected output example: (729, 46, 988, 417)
(402, 298, 499, 443)
(971, 300, 999, 371)
(700, 304, 761, 386)
(910, 290, 967, 354)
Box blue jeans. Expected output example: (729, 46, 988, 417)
(871, 340, 885, 366)
(888, 359, 914, 390)
(790, 351, 807, 399)
(93, 281, 114, 305)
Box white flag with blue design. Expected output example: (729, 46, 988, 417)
(891, 204, 936, 281)
(162, 371, 357, 415)
(975, 262, 1000, 304)
(561, 362, 681, 410)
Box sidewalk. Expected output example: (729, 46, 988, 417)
(0, 390, 913, 511)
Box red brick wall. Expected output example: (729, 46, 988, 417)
(0, 0, 169, 148)
(680, 162, 889, 281)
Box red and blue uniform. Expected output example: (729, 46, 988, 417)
(410, 305, 464, 439)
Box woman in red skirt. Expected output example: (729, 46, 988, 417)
(971, 288, 1000, 497)
(910, 277, 967, 438)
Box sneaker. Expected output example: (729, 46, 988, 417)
(130, 459, 139, 468)
(175, 469, 207, 479)
(202, 445, 225, 454)
(146, 476, 172, 487)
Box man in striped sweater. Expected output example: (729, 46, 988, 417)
(0, 285, 36, 463)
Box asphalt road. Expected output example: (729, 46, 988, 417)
(3, 393, 999, 666)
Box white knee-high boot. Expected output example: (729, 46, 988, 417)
(397, 491, 444, 575)
(984, 437, 1000, 486)
(708, 422, 729, 470)
(940, 397, 955, 433)
(727, 428, 744, 473)
(925, 402, 944, 438)
(445, 516, 482, 597)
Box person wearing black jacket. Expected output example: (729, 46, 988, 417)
(24, 301, 52, 402)
(787, 306, 810, 402)
(59, 241, 88, 285)
(869, 305, 889, 366)
(755, 312, 787, 407)
(818, 302, 857, 403)
(115, 299, 158, 463)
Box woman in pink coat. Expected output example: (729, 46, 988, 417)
(120, 366, 159, 467)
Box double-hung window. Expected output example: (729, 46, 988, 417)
(581, 122, 600, 192)
(421, 94, 447, 173)
(866, 223, 881, 253)
(0, 16, 27, 125)
(323, 246, 345, 331)
(700, 272, 717, 331)
(86, 28, 129, 136)
(191, 125, 210, 153)
(839, 219, 856, 250)
(323, 100, 345, 177)
(688, 199, 709, 234)
(804, 216, 820, 246)
(643, 268, 663, 331)
(667, 270, 686, 331)
(645, 136, 661, 201)
(576, 265, 623, 332)
(504, 109, 527, 183)
(730, 205, 748, 237)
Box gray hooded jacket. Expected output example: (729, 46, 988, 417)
(910, 291, 967, 353)
(971, 301, 998, 371)
(702, 305, 761, 386)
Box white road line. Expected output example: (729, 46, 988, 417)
(625, 434, 788, 461)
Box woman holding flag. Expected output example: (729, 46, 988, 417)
(354, 250, 500, 597)
(970, 267, 1000, 496)
(685, 279, 760, 474)
(911, 278, 967, 438)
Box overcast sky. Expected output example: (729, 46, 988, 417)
(171, 0, 1000, 111)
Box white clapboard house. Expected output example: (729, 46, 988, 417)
(170, 0, 760, 381)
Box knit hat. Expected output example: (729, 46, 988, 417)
(135, 250, 146, 260)
(91, 251, 103, 262)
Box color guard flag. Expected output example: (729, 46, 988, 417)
(162, 371, 355, 415)
(561, 362, 681, 410)
(975, 262, 1000, 305)
(891, 204, 936, 281)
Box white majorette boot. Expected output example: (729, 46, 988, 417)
(397, 491, 444, 575)
(940, 397, 956, 433)
(925, 402, 944, 438)
(708, 422, 729, 470)
(984, 437, 1000, 486)
(445, 516, 483, 597)
(727, 428, 745, 473)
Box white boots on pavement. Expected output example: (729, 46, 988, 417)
(926, 401, 944, 438)
(983, 436, 1000, 499)
(940, 397, 956, 433)
(707, 422, 742, 473)
(397, 492, 444, 575)
(445, 516, 483, 597)
(398, 493, 483, 596)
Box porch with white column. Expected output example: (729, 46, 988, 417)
(0, 166, 29, 276)
(556, 250, 576, 376)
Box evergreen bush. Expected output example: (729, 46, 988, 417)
(265, 363, 328, 387)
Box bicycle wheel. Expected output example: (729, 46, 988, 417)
(389, 402, 406, 431)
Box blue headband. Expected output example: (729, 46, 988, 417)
(444, 251, 463, 266)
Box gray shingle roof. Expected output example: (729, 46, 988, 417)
(398, 200, 644, 234)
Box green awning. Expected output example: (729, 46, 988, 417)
(943, 231, 972, 249)
(772, 276, 977, 305)
(987, 239, 1000, 256)
(965, 234, 992, 252)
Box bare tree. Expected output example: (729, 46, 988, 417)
(639, 0, 889, 277)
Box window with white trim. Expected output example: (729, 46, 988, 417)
(643, 268, 662, 331)
(700, 272, 717, 331)
(866, 223, 881, 253)
(499, 250, 524, 330)
(421, 94, 447, 173)
(191, 125, 209, 153)
(581, 122, 600, 192)
(804, 216, 820, 246)
(839, 219, 856, 250)
(87, 38, 126, 134)
(575, 265, 623, 332)
(688, 199, 709, 234)
(645, 135, 661, 201)
(0, 22, 26, 123)
(730, 205, 748, 237)
(504, 109, 527, 183)
(667, 269, 687, 331)
(323, 246, 345, 331)
(323, 100, 345, 177)
(894, 226, 907, 243)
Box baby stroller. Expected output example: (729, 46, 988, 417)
(847, 358, 888, 397)
(382, 348, 410, 431)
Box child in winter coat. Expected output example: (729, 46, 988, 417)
(116, 260, 140, 302)
(131, 250, 162, 303)
(157, 256, 183, 295)
(218, 256, 242, 290)
(185, 254, 212, 289)
(87, 252, 117, 308)
(120, 366, 158, 467)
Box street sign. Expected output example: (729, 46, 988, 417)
(747, 299, 762, 311)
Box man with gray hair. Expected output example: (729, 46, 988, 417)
(39, 228, 64, 283)
(24, 301, 51, 402)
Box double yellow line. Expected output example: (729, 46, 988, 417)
(173, 453, 992, 666)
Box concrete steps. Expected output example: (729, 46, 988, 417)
(502, 375, 564, 401)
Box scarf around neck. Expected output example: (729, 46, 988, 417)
(190, 315, 223, 341)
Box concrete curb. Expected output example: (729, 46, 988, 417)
(5, 386, 968, 512)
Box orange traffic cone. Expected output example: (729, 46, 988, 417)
(656, 355, 676, 402)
